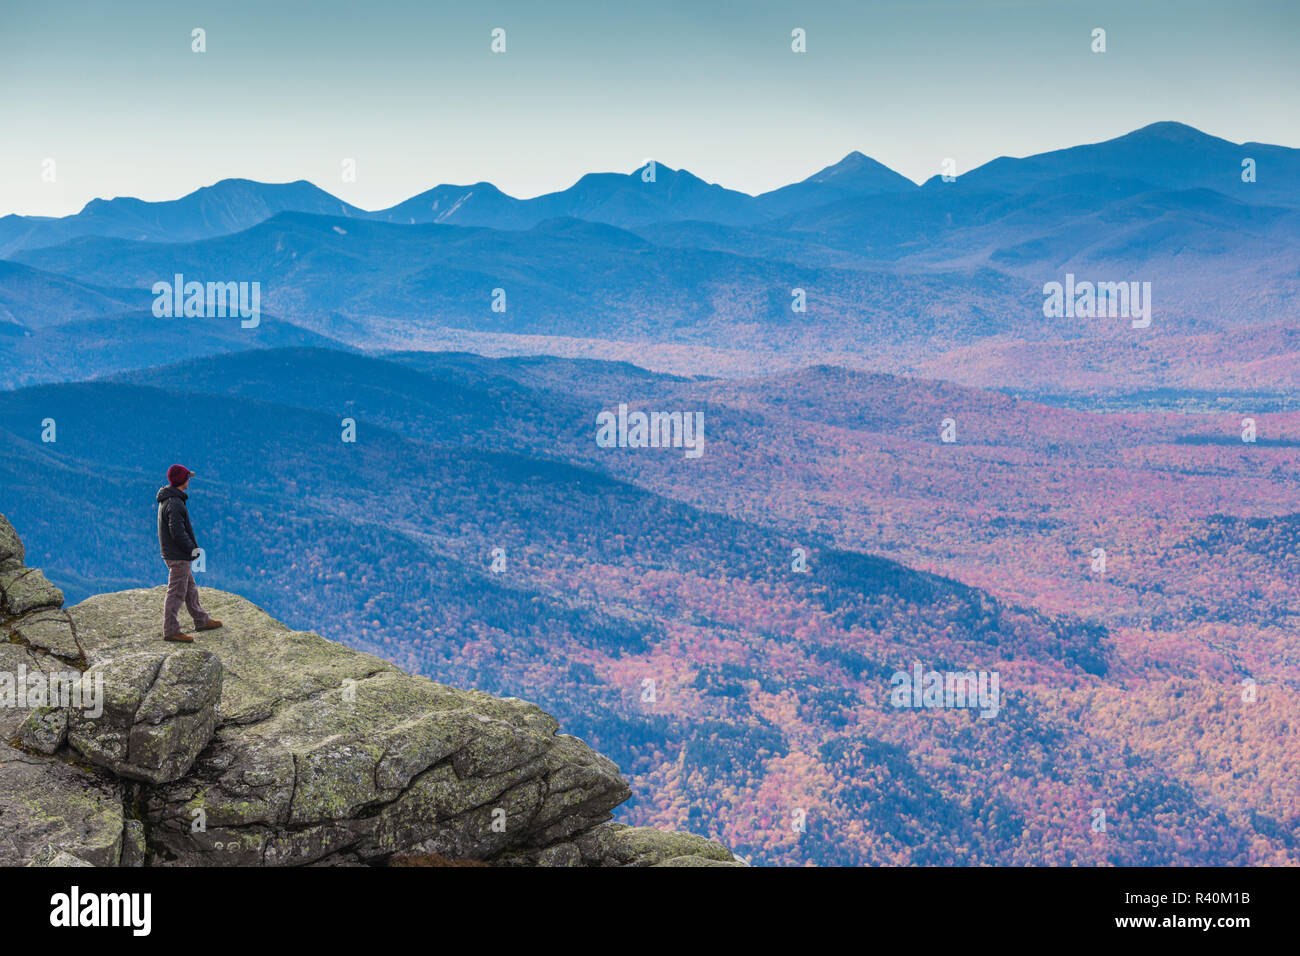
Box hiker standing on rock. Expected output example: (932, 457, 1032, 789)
(157, 464, 222, 643)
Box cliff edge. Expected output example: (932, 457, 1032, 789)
(0, 513, 742, 867)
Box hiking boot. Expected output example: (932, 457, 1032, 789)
(164, 632, 194, 643)
(195, 620, 223, 632)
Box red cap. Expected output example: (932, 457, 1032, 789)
(167, 464, 195, 486)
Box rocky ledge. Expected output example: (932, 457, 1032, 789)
(0, 513, 742, 868)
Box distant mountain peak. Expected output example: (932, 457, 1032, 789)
(801, 150, 911, 185)
(1123, 120, 1215, 142)
(753, 150, 917, 210)
(76, 178, 335, 217)
(633, 160, 679, 176)
(813, 150, 871, 175)
(1102, 121, 1239, 152)
(934, 120, 1300, 202)
(77, 196, 118, 214)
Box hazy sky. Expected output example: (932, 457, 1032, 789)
(2, 0, 1297, 217)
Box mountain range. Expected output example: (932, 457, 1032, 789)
(3, 121, 1297, 397)
(5, 122, 1294, 254)
(0, 145, 923, 256)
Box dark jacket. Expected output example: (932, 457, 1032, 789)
(157, 486, 199, 562)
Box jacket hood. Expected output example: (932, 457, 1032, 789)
(156, 485, 188, 503)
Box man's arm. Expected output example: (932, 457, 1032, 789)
(167, 502, 199, 557)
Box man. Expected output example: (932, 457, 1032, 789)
(157, 464, 222, 643)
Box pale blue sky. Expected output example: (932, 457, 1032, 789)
(2, 0, 1297, 216)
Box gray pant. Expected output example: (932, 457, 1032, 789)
(164, 559, 211, 636)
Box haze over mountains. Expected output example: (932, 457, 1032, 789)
(3, 122, 1297, 396)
